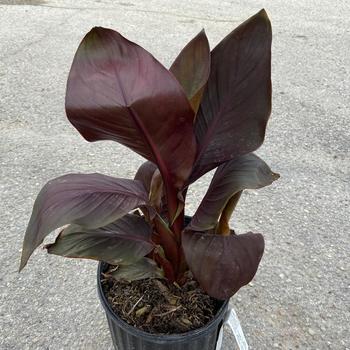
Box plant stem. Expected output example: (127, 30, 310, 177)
(216, 191, 242, 235)
(154, 253, 175, 282)
(164, 183, 179, 231)
(154, 215, 179, 273)
(172, 187, 189, 281)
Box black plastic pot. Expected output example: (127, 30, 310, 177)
(97, 262, 229, 350)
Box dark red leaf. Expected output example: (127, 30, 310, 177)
(45, 214, 154, 265)
(170, 29, 210, 113)
(182, 230, 264, 299)
(20, 173, 149, 271)
(190, 10, 272, 182)
(66, 27, 197, 190)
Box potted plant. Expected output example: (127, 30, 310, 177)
(19, 9, 278, 350)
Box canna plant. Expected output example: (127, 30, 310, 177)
(20, 9, 279, 300)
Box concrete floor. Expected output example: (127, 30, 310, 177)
(0, 0, 349, 349)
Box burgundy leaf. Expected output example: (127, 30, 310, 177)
(45, 214, 154, 265)
(66, 27, 196, 190)
(170, 29, 210, 113)
(182, 230, 264, 300)
(190, 10, 272, 182)
(20, 173, 149, 271)
(188, 153, 279, 231)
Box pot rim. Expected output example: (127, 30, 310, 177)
(97, 261, 229, 342)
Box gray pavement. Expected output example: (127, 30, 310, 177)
(0, 0, 349, 349)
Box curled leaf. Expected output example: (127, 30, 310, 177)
(134, 161, 158, 194)
(188, 153, 279, 232)
(149, 169, 164, 211)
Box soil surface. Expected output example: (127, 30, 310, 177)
(101, 268, 220, 334)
